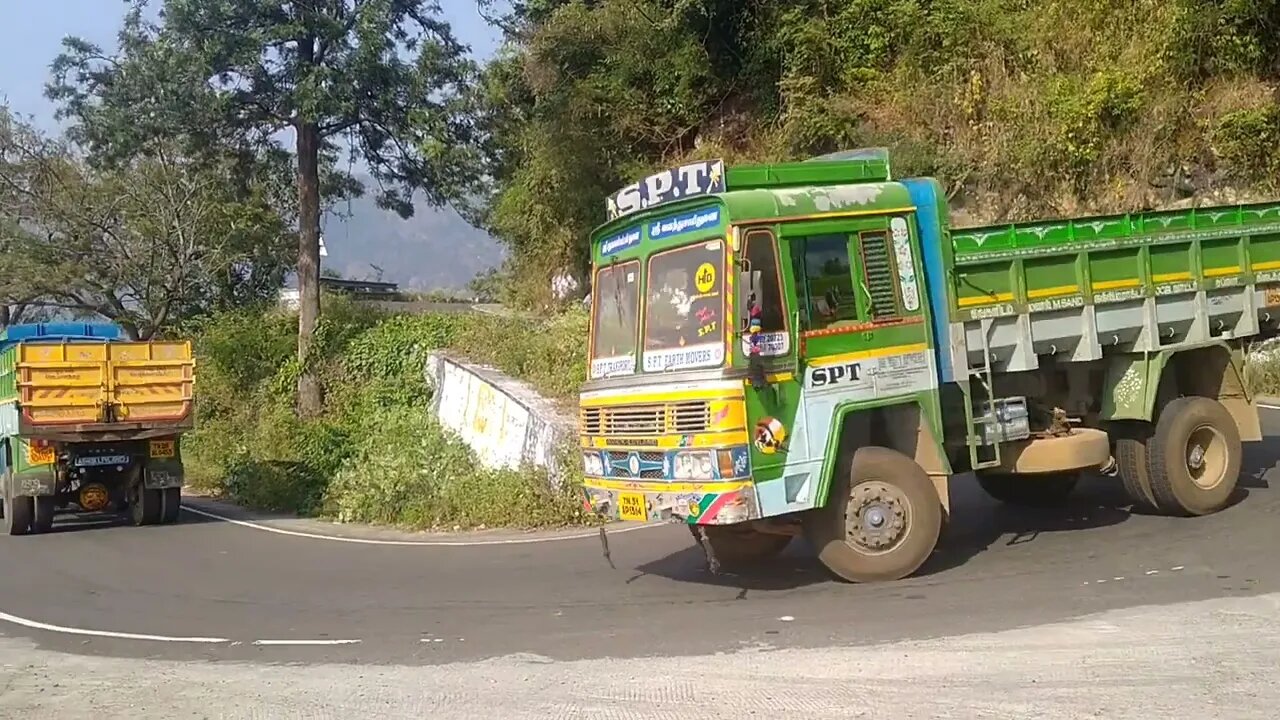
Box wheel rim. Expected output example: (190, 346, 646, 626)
(844, 480, 911, 555)
(1185, 424, 1228, 490)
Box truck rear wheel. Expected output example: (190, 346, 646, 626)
(804, 446, 942, 583)
(1113, 424, 1157, 512)
(689, 523, 791, 570)
(160, 487, 181, 524)
(30, 496, 55, 534)
(1146, 396, 1241, 516)
(130, 486, 161, 526)
(976, 472, 1078, 507)
(3, 492, 31, 536)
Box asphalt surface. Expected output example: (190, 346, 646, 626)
(0, 409, 1278, 672)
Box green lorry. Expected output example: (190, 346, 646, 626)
(579, 148, 1272, 582)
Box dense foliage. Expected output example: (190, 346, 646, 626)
(183, 298, 591, 529)
(476, 0, 1280, 304)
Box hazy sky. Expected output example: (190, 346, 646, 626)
(0, 0, 505, 129)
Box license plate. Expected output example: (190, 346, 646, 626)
(149, 440, 175, 458)
(26, 445, 54, 465)
(618, 492, 647, 522)
(74, 454, 130, 467)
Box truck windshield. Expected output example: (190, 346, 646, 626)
(589, 260, 640, 379)
(642, 238, 726, 372)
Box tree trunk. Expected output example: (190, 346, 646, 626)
(0, 305, 9, 328)
(295, 118, 324, 417)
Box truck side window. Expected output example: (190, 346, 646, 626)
(742, 230, 786, 335)
(798, 233, 860, 330)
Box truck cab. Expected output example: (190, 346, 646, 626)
(580, 151, 959, 578)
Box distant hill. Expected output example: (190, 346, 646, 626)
(319, 182, 505, 291)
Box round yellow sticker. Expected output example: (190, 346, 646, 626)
(695, 263, 716, 293)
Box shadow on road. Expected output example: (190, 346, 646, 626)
(42, 505, 220, 534)
(633, 474, 1145, 591)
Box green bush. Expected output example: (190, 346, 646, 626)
(184, 299, 591, 530)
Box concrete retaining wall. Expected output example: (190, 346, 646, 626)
(424, 351, 576, 485)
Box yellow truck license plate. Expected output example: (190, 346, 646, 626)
(149, 440, 175, 458)
(618, 492, 647, 521)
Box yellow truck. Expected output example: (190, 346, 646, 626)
(0, 322, 194, 534)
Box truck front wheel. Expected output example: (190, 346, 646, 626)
(976, 472, 1078, 507)
(804, 446, 942, 583)
(1146, 396, 1241, 516)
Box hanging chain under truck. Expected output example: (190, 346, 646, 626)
(582, 148, 1275, 582)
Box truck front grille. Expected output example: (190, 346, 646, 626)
(580, 401, 711, 436)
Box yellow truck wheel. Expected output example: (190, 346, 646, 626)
(130, 486, 162, 526)
(30, 496, 54, 534)
(805, 446, 942, 583)
(3, 490, 32, 536)
(160, 488, 181, 524)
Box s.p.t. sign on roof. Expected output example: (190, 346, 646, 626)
(605, 159, 726, 221)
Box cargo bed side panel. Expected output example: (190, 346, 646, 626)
(108, 342, 194, 423)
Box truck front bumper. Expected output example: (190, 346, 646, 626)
(582, 478, 759, 525)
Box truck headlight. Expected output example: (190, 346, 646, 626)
(583, 452, 604, 476)
(672, 451, 714, 481)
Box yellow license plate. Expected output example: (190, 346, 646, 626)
(618, 492, 647, 522)
(149, 440, 175, 458)
(26, 444, 54, 465)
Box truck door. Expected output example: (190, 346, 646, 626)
(739, 215, 936, 517)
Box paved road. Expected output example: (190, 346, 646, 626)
(0, 409, 1279, 716)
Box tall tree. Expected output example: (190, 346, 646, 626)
(0, 109, 292, 338)
(50, 1, 481, 415)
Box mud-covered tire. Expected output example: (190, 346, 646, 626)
(130, 486, 162, 526)
(3, 491, 31, 536)
(976, 471, 1079, 507)
(803, 446, 942, 583)
(1146, 396, 1241, 516)
(1113, 424, 1157, 512)
(160, 487, 181, 524)
(29, 496, 55, 534)
(690, 524, 791, 570)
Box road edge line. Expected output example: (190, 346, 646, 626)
(0, 609, 230, 643)
(180, 504, 665, 546)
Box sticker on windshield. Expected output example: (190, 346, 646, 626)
(643, 343, 725, 372)
(591, 356, 637, 379)
(695, 263, 717, 294)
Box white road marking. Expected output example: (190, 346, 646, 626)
(1258, 404, 1280, 411)
(0, 609, 229, 643)
(181, 504, 664, 546)
(251, 639, 361, 646)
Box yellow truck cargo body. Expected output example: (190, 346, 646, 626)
(0, 340, 194, 431)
